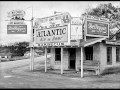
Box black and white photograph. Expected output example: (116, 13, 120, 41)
(0, 1, 120, 89)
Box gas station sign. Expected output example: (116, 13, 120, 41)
(34, 12, 71, 46)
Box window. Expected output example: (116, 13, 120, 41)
(116, 47, 120, 62)
(55, 48, 61, 61)
(107, 47, 112, 65)
(85, 47, 93, 60)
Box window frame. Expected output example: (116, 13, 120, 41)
(107, 47, 112, 65)
(55, 48, 61, 61)
(116, 47, 120, 63)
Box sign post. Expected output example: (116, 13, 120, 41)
(30, 6, 34, 71)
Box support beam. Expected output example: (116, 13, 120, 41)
(81, 47, 84, 78)
(30, 47, 34, 71)
(45, 48, 47, 72)
(61, 47, 63, 74)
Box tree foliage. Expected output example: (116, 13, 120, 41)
(82, 3, 120, 33)
(8, 42, 29, 57)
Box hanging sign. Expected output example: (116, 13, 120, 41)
(85, 15, 109, 38)
(7, 9, 27, 34)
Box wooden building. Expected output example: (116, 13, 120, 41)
(33, 14, 120, 77)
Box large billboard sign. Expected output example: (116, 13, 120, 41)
(36, 25, 68, 44)
(7, 10, 27, 34)
(85, 15, 109, 38)
(34, 12, 71, 45)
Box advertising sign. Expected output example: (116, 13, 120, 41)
(36, 25, 68, 44)
(34, 12, 71, 46)
(86, 19, 109, 38)
(7, 10, 27, 34)
(34, 12, 71, 29)
(7, 25, 27, 34)
(70, 17, 83, 40)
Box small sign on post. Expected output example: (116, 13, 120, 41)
(7, 10, 27, 34)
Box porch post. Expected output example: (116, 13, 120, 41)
(30, 47, 34, 71)
(61, 47, 63, 74)
(81, 47, 84, 78)
(45, 48, 47, 72)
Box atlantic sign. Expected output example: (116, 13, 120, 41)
(35, 12, 71, 45)
(36, 25, 68, 44)
(86, 20, 109, 38)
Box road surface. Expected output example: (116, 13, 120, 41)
(0, 55, 120, 89)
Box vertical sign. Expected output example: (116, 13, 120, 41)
(70, 17, 83, 40)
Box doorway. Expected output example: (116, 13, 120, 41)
(68, 48, 76, 69)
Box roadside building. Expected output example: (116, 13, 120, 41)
(34, 14, 120, 76)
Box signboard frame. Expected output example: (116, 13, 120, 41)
(85, 19, 109, 38)
(34, 12, 71, 47)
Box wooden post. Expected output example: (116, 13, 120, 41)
(30, 6, 34, 71)
(81, 47, 84, 78)
(30, 47, 34, 71)
(61, 47, 63, 74)
(45, 48, 47, 72)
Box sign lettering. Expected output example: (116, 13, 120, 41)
(36, 25, 68, 44)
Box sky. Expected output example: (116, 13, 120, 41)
(0, 1, 120, 45)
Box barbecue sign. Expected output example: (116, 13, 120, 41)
(7, 10, 27, 34)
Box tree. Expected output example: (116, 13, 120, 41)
(82, 3, 120, 36)
(8, 42, 29, 57)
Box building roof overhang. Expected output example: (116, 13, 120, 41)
(80, 37, 106, 47)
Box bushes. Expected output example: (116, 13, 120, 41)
(101, 66, 120, 75)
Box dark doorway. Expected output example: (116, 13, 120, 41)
(85, 47, 93, 60)
(68, 48, 76, 69)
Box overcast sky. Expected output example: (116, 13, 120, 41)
(0, 1, 120, 45)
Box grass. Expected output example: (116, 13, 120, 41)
(101, 66, 120, 76)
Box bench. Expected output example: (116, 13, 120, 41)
(77, 60, 100, 75)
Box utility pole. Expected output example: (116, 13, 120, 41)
(30, 6, 34, 71)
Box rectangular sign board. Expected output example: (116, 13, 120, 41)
(35, 25, 68, 44)
(86, 20, 109, 38)
(7, 25, 27, 34)
(70, 17, 83, 40)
